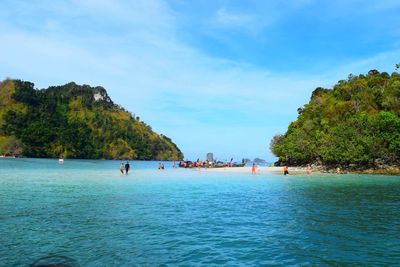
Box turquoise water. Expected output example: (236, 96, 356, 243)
(1, 159, 400, 266)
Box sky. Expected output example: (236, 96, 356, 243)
(1, 0, 400, 162)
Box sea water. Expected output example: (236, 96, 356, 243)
(1, 158, 400, 266)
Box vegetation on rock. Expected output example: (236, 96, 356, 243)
(0, 79, 183, 160)
(270, 68, 400, 168)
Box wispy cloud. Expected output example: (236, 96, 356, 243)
(214, 8, 265, 34)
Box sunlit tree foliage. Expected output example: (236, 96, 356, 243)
(0, 79, 183, 160)
(271, 69, 400, 166)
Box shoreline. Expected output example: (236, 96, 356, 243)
(199, 166, 400, 175)
(202, 166, 312, 175)
(2, 157, 400, 175)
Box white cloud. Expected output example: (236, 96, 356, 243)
(1, 0, 399, 160)
(215, 8, 263, 33)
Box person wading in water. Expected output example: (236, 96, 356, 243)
(125, 161, 130, 175)
(119, 163, 124, 174)
(283, 166, 289, 175)
(251, 163, 256, 175)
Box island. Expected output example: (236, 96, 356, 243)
(270, 68, 400, 174)
(0, 79, 183, 160)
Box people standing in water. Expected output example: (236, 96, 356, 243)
(283, 165, 289, 175)
(172, 161, 176, 168)
(251, 163, 256, 175)
(306, 164, 312, 175)
(119, 163, 124, 174)
(158, 162, 165, 170)
(125, 161, 130, 175)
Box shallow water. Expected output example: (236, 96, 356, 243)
(1, 158, 400, 266)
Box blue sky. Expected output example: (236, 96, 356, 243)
(1, 0, 400, 161)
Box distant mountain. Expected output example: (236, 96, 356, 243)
(0, 79, 183, 160)
(253, 158, 266, 164)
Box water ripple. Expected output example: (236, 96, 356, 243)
(1, 159, 400, 265)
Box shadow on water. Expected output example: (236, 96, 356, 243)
(30, 255, 79, 267)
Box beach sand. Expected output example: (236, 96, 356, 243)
(201, 166, 311, 175)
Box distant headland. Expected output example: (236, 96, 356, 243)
(0, 79, 183, 160)
(270, 67, 400, 174)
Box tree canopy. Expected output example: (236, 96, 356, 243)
(0, 79, 183, 160)
(270, 69, 400, 167)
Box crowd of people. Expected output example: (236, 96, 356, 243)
(119, 160, 324, 175)
(118, 161, 180, 174)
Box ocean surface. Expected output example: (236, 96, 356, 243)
(1, 158, 400, 266)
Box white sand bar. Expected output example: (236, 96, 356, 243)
(202, 166, 311, 174)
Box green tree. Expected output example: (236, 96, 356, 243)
(270, 69, 400, 167)
(0, 79, 184, 160)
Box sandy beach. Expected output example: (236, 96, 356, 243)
(201, 166, 311, 175)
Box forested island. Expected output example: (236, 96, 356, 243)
(271, 67, 400, 174)
(0, 79, 183, 160)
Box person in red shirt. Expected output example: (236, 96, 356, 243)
(252, 163, 256, 175)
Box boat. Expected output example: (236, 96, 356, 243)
(178, 159, 246, 169)
(179, 161, 194, 168)
(212, 161, 228, 168)
(232, 162, 246, 167)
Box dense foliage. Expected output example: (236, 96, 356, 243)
(271, 69, 400, 166)
(0, 79, 183, 160)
